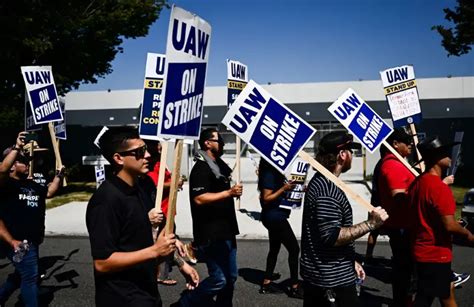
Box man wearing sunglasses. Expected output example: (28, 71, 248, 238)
(178, 128, 242, 307)
(0, 131, 64, 307)
(375, 128, 418, 306)
(86, 127, 198, 307)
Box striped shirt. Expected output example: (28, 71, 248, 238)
(300, 172, 356, 288)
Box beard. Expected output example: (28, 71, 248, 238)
(211, 145, 224, 157)
(341, 158, 352, 173)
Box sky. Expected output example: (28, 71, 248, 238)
(77, 0, 474, 92)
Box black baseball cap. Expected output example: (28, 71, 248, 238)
(417, 136, 460, 163)
(318, 131, 361, 154)
(386, 128, 414, 144)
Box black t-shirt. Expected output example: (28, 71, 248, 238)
(189, 158, 239, 244)
(86, 176, 160, 307)
(0, 177, 48, 245)
(258, 165, 291, 222)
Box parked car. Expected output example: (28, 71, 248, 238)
(461, 188, 474, 232)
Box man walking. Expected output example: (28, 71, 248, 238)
(409, 136, 474, 306)
(0, 131, 64, 307)
(86, 127, 197, 307)
(376, 128, 417, 306)
(301, 131, 388, 307)
(179, 128, 242, 307)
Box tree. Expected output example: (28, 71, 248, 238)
(0, 0, 167, 127)
(433, 0, 474, 56)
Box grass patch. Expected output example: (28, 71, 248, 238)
(46, 182, 95, 210)
(451, 185, 469, 220)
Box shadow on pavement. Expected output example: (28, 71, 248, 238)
(10, 249, 81, 307)
(238, 209, 261, 221)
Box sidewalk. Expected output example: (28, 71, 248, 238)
(45, 178, 381, 241)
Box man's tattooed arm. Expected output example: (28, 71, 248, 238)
(334, 221, 374, 247)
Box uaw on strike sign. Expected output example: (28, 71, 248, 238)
(222, 80, 315, 174)
(380, 65, 422, 127)
(139, 53, 166, 140)
(227, 60, 248, 107)
(329, 88, 392, 153)
(158, 6, 211, 139)
(21, 66, 63, 125)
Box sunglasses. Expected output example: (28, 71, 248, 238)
(118, 145, 148, 159)
(207, 138, 224, 145)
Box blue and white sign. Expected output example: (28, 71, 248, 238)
(280, 159, 309, 210)
(222, 80, 316, 174)
(328, 88, 393, 153)
(25, 96, 42, 132)
(380, 65, 422, 127)
(95, 165, 106, 189)
(21, 66, 63, 125)
(227, 59, 248, 108)
(157, 6, 211, 139)
(139, 53, 166, 140)
(54, 98, 67, 140)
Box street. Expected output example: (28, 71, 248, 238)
(0, 237, 473, 306)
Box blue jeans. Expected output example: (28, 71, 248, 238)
(0, 244, 39, 307)
(179, 239, 237, 307)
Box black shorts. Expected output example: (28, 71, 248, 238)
(416, 262, 451, 299)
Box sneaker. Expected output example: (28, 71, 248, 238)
(452, 272, 470, 288)
(184, 243, 197, 264)
(259, 282, 283, 294)
(288, 285, 304, 299)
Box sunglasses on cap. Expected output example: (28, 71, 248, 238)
(117, 145, 147, 159)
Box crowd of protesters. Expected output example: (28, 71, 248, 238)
(0, 126, 473, 307)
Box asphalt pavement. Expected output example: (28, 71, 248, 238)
(0, 237, 473, 307)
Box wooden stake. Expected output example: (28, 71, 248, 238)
(154, 141, 169, 211)
(298, 151, 374, 211)
(48, 123, 67, 186)
(382, 140, 419, 177)
(28, 141, 34, 178)
(165, 139, 183, 235)
(235, 135, 241, 209)
(409, 123, 425, 172)
(362, 147, 366, 180)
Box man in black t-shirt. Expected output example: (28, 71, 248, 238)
(86, 127, 198, 307)
(178, 128, 242, 307)
(0, 131, 64, 307)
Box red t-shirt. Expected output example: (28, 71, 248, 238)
(377, 153, 416, 229)
(409, 173, 455, 263)
(147, 162, 172, 216)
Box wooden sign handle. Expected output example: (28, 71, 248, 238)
(298, 151, 374, 211)
(48, 123, 67, 186)
(235, 135, 241, 209)
(382, 140, 419, 177)
(28, 141, 34, 178)
(409, 123, 425, 172)
(165, 140, 183, 235)
(154, 141, 169, 212)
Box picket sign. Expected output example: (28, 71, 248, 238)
(154, 141, 169, 212)
(227, 60, 248, 210)
(165, 140, 183, 235)
(48, 122, 67, 186)
(298, 151, 374, 211)
(380, 65, 424, 171)
(222, 81, 379, 211)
